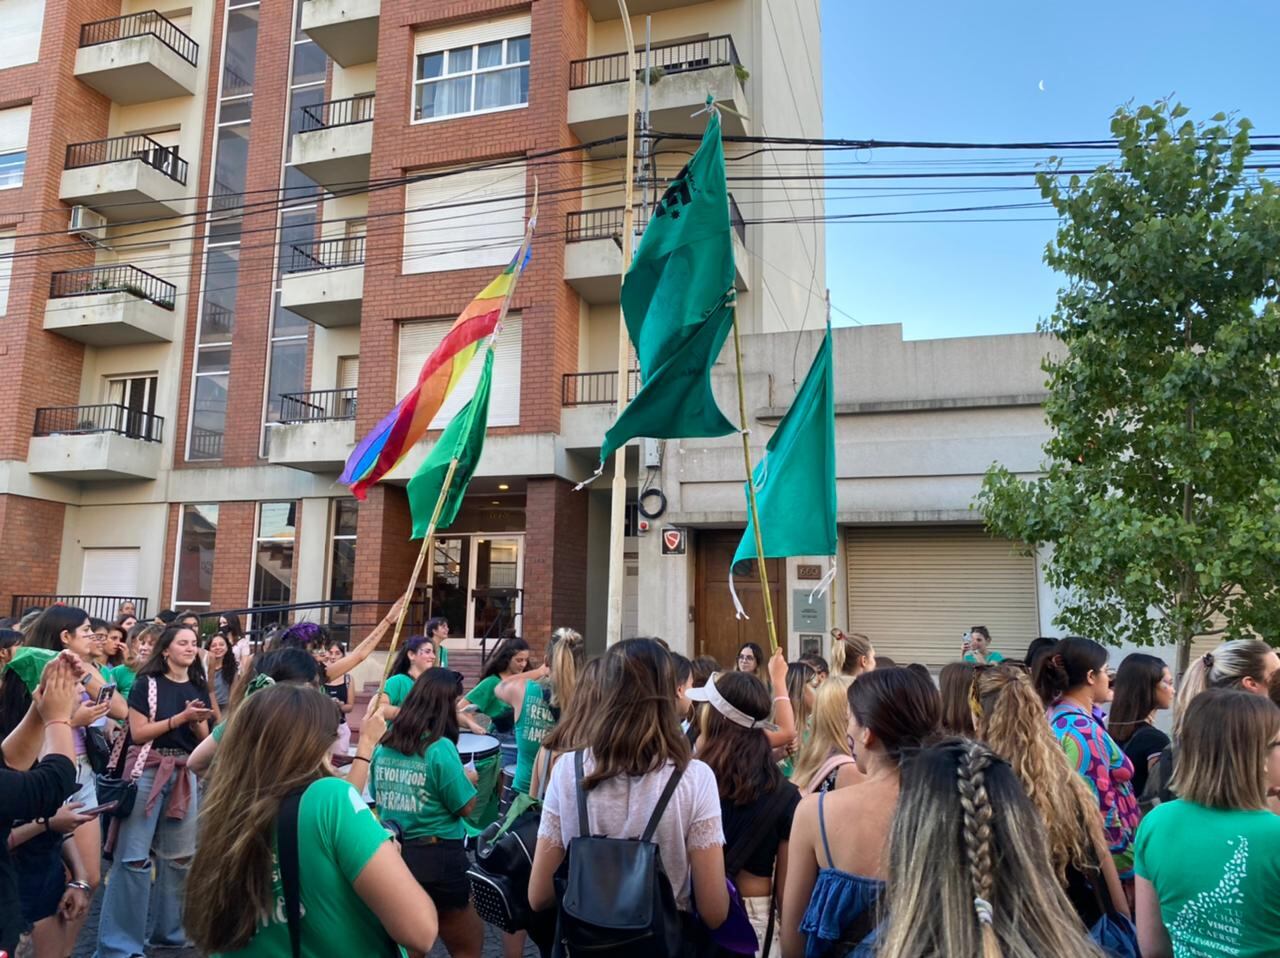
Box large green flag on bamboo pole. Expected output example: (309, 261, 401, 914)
(593, 109, 737, 468)
(730, 325, 837, 615)
(407, 346, 495, 538)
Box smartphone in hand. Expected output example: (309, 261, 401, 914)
(78, 801, 120, 816)
(95, 683, 117, 706)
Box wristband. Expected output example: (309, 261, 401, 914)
(773, 695, 791, 703)
(66, 880, 91, 892)
(351, 755, 371, 765)
(168, 716, 175, 731)
(46, 719, 71, 729)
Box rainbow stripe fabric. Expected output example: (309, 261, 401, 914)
(341, 246, 530, 498)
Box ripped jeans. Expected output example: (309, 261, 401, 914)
(93, 763, 198, 958)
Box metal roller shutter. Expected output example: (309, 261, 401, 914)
(845, 526, 1040, 668)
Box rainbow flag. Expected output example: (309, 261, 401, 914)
(341, 244, 532, 499)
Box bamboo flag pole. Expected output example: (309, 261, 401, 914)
(729, 301, 779, 654)
(605, 0, 640, 646)
(372, 184, 539, 707)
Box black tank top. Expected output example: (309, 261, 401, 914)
(323, 677, 350, 724)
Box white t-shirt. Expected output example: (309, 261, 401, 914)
(537, 750, 724, 911)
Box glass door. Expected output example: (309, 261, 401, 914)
(427, 537, 470, 638)
(471, 536, 522, 647)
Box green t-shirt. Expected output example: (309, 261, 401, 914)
(212, 777, 398, 958)
(962, 650, 1005, 664)
(370, 738, 476, 841)
(383, 673, 414, 708)
(513, 683, 556, 794)
(211, 720, 226, 743)
(112, 664, 137, 700)
(1135, 799, 1280, 957)
(437, 645, 448, 668)
(465, 675, 512, 722)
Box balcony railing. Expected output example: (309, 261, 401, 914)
(299, 94, 375, 132)
(65, 134, 188, 185)
(49, 264, 177, 310)
(11, 594, 149, 621)
(33, 403, 165, 443)
(284, 236, 366, 273)
(562, 370, 640, 406)
(276, 388, 358, 424)
(570, 34, 740, 89)
(79, 10, 199, 66)
(190, 426, 224, 460)
(567, 196, 745, 244)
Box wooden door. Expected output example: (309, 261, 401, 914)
(695, 530, 788, 668)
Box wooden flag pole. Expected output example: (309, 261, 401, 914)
(605, 0, 639, 646)
(372, 184, 538, 707)
(729, 302, 779, 654)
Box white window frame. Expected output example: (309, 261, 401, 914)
(0, 105, 31, 191)
(326, 498, 357, 602)
(412, 31, 530, 124)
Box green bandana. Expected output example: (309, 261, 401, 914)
(7, 648, 58, 694)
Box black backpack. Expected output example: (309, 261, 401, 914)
(553, 750, 685, 957)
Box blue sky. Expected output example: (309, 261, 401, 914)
(821, 1, 1280, 340)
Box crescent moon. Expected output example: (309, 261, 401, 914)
(1038, 80, 1045, 92)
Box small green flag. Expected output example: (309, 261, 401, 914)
(408, 347, 494, 538)
(733, 325, 837, 574)
(597, 110, 737, 465)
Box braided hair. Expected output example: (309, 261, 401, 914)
(956, 741, 1000, 958)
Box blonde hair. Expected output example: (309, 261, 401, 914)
(973, 664, 1107, 878)
(877, 739, 1104, 958)
(789, 674, 853, 787)
(185, 685, 338, 952)
(547, 627, 584, 709)
(1172, 687, 1279, 810)
(830, 631, 873, 677)
(1174, 639, 1275, 738)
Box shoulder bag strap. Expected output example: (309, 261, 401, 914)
(573, 749, 590, 837)
(127, 677, 157, 782)
(725, 783, 795, 878)
(640, 763, 685, 843)
(278, 788, 306, 958)
(817, 790, 835, 869)
(805, 753, 855, 795)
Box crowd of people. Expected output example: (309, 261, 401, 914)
(2, 605, 1280, 958)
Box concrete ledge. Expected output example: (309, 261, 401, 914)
(44, 292, 174, 346)
(74, 35, 197, 104)
(291, 124, 372, 190)
(267, 420, 357, 473)
(280, 266, 363, 327)
(59, 161, 187, 222)
(301, 0, 380, 67)
(28, 433, 162, 481)
(565, 231, 748, 304)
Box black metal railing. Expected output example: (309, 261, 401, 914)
(190, 426, 224, 460)
(562, 370, 641, 406)
(202, 302, 234, 336)
(49, 264, 176, 310)
(299, 94, 375, 132)
(276, 388, 358, 424)
(79, 10, 199, 66)
(11, 594, 149, 621)
(33, 403, 165, 443)
(570, 34, 740, 89)
(65, 134, 188, 185)
(284, 236, 366, 273)
(567, 195, 745, 244)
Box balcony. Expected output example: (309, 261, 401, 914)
(568, 36, 749, 150)
(28, 404, 164, 481)
(290, 94, 373, 191)
(301, 0, 379, 68)
(267, 388, 357, 472)
(584, 0, 705, 18)
(75, 11, 198, 104)
(11, 594, 149, 621)
(562, 370, 640, 406)
(563, 196, 749, 303)
(279, 237, 364, 327)
(60, 134, 188, 221)
(44, 265, 176, 345)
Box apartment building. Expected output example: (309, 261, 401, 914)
(0, 0, 825, 655)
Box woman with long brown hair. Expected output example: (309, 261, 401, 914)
(185, 683, 438, 956)
(1107, 653, 1174, 799)
(528, 638, 729, 950)
(971, 664, 1129, 930)
(875, 740, 1104, 958)
(939, 661, 976, 736)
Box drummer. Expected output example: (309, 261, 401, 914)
(463, 637, 532, 767)
(381, 636, 485, 733)
(369, 667, 484, 957)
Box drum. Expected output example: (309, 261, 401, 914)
(458, 734, 503, 831)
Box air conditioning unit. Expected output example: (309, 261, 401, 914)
(68, 205, 107, 243)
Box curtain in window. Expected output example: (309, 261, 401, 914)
(475, 66, 528, 110)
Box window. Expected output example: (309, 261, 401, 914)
(413, 15, 530, 122)
(106, 374, 158, 439)
(398, 313, 522, 427)
(329, 499, 356, 602)
(0, 0, 43, 70)
(0, 231, 12, 316)
(403, 161, 527, 274)
(253, 501, 296, 630)
(174, 504, 218, 607)
(0, 105, 30, 190)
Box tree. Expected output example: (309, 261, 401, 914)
(977, 101, 1280, 673)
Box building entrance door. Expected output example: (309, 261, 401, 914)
(427, 534, 524, 648)
(694, 530, 788, 667)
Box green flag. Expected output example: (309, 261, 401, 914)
(597, 110, 737, 466)
(733, 325, 836, 575)
(408, 347, 494, 539)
